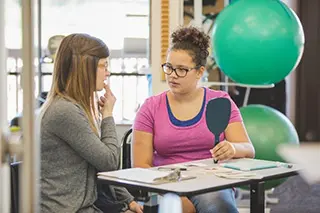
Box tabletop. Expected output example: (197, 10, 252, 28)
(98, 158, 301, 196)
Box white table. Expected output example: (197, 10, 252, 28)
(98, 158, 301, 213)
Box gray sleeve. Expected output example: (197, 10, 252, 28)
(109, 186, 134, 204)
(47, 103, 121, 172)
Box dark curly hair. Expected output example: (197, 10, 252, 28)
(169, 26, 210, 67)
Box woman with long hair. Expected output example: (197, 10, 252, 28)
(39, 33, 142, 213)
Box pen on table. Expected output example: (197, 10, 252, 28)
(277, 162, 293, 169)
(210, 148, 219, 164)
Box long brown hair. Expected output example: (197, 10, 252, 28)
(40, 33, 109, 135)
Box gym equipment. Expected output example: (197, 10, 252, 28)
(211, 0, 305, 85)
(240, 104, 299, 189)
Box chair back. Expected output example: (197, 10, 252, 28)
(121, 128, 133, 169)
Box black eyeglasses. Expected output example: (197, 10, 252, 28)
(161, 63, 199, 78)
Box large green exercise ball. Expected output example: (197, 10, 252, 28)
(240, 104, 300, 189)
(211, 0, 305, 85)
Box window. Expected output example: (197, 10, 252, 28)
(6, 0, 151, 123)
(107, 57, 149, 122)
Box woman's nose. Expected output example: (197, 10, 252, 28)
(170, 71, 178, 78)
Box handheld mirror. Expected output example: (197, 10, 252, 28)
(205, 97, 231, 163)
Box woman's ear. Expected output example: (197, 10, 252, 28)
(196, 66, 205, 79)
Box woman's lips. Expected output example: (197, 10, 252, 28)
(169, 81, 180, 87)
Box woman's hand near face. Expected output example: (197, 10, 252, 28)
(98, 84, 116, 118)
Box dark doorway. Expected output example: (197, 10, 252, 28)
(295, 0, 320, 142)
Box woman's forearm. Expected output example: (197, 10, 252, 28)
(133, 163, 152, 168)
(233, 142, 255, 158)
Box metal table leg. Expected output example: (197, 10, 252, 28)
(143, 193, 159, 213)
(250, 181, 265, 213)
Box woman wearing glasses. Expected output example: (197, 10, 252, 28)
(132, 27, 255, 213)
(39, 33, 142, 213)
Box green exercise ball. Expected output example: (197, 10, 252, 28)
(240, 105, 299, 190)
(211, 0, 305, 85)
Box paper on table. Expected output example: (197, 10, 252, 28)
(98, 168, 170, 184)
(183, 162, 208, 167)
(98, 168, 195, 185)
(205, 167, 263, 179)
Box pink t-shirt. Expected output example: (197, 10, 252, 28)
(133, 87, 243, 167)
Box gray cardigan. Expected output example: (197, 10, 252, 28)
(40, 97, 133, 213)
